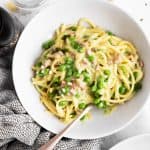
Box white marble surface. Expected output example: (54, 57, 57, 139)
(0, 0, 150, 149)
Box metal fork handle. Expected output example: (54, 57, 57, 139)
(39, 105, 93, 150)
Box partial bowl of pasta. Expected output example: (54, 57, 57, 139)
(13, 0, 150, 139)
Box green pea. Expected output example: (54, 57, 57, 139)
(35, 61, 42, 68)
(65, 76, 72, 82)
(51, 77, 60, 85)
(120, 66, 127, 75)
(97, 76, 105, 89)
(37, 71, 44, 77)
(69, 37, 83, 52)
(133, 72, 138, 80)
(65, 57, 74, 65)
(73, 70, 80, 78)
(93, 98, 100, 105)
(125, 49, 131, 55)
(65, 65, 71, 70)
(58, 64, 66, 71)
(97, 101, 107, 109)
(91, 84, 97, 92)
(66, 69, 73, 77)
(87, 55, 94, 62)
(119, 85, 127, 94)
(44, 68, 50, 75)
(42, 40, 55, 49)
(84, 76, 91, 84)
(104, 69, 111, 76)
(59, 100, 69, 107)
(37, 68, 49, 77)
(134, 82, 142, 92)
(94, 94, 100, 98)
(78, 103, 86, 109)
(75, 93, 80, 98)
(73, 42, 83, 52)
(69, 37, 75, 42)
(95, 89, 102, 96)
(48, 91, 56, 99)
(82, 70, 90, 83)
(62, 86, 70, 95)
(82, 70, 89, 77)
(106, 31, 115, 36)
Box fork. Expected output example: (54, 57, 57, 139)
(39, 105, 93, 150)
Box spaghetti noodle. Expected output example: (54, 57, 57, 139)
(32, 18, 144, 123)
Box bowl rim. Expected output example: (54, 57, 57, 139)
(110, 133, 150, 150)
(12, 0, 150, 139)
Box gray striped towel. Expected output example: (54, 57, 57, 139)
(0, 52, 103, 150)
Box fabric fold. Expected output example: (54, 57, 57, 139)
(0, 52, 102, 149)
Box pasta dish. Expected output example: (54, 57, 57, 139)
(32, 18, 144, 123)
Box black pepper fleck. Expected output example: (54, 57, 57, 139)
(145, 3, 148, 6)
(140, 18, 144, 22)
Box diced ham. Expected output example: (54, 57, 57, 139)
(71, 82, 77, 89)
(87, 49, 92, 55)
(95, 65, 99, 71)
(53, 51, 64, 58)
(70, 89, 76, 95)
(91, 48, 96, 52)
(108, 59, 113, 65)
(61, 81, 66, 87)
(112, 53, 121, 64)
(44, 59, 51, 67)
(76, 79, 86, 90)
(82, 58, 88, 65)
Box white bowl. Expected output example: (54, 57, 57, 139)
(13, 0, 150, 139)
(110, 134, 150, 150)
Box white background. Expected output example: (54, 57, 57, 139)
(0, 0, 150, 149)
